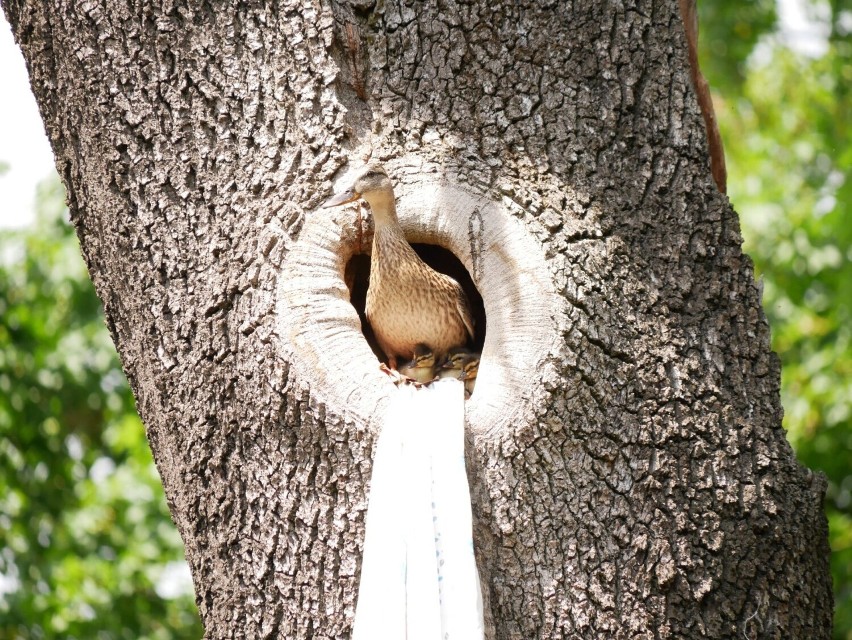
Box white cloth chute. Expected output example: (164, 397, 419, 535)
(353, 379, 484, 640)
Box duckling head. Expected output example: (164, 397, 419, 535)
(410, 343, 436, 368)
(441, 347, 475, 371)
(460, 357, 479, 381)
(323, 163, 396, 220)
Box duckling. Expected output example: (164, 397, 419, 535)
(439, 348, 476, 375)
(324, 164, 474, 370)
(439, 348, 480, 397)
(397, 344, 438, 385)
(459, 356, 479, 398)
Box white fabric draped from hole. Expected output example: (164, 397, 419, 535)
(353, 379, 484, 640)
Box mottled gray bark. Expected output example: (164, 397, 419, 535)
(3, 0, 832, 638)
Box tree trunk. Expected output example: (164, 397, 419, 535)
(4, 0, 832, 637)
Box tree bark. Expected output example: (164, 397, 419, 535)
(3, 0, 832, 638)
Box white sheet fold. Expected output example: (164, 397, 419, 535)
(353, 379, 484, 640)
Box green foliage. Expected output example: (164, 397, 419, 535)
(0, 177, 202, 638)
(699, 0, 777, 87)
(699, 3, 852, 637)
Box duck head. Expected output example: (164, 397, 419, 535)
(323, 163, 396, 221)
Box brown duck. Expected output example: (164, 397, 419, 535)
(324, 164, 474, 369)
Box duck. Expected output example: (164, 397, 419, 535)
(439, 348, 480, 397)
(324, 164, 474, 370)
(397, 344, 438, 385)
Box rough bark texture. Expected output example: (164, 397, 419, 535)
(4, 0, 832, 638)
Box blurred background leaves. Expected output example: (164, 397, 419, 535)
(0, 179, 202, 638)
(0, 0, 849, 637)
(700, 0, 851, 636)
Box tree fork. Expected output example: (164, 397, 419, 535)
(3, 0, 832, 638)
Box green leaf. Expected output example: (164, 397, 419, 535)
(0, 174, 202, 639)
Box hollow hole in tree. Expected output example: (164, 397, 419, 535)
(344, 244, 487, 365)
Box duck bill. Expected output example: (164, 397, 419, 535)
(322, 189, 360, 208)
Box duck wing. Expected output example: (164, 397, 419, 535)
(447, 275, 475, 340)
